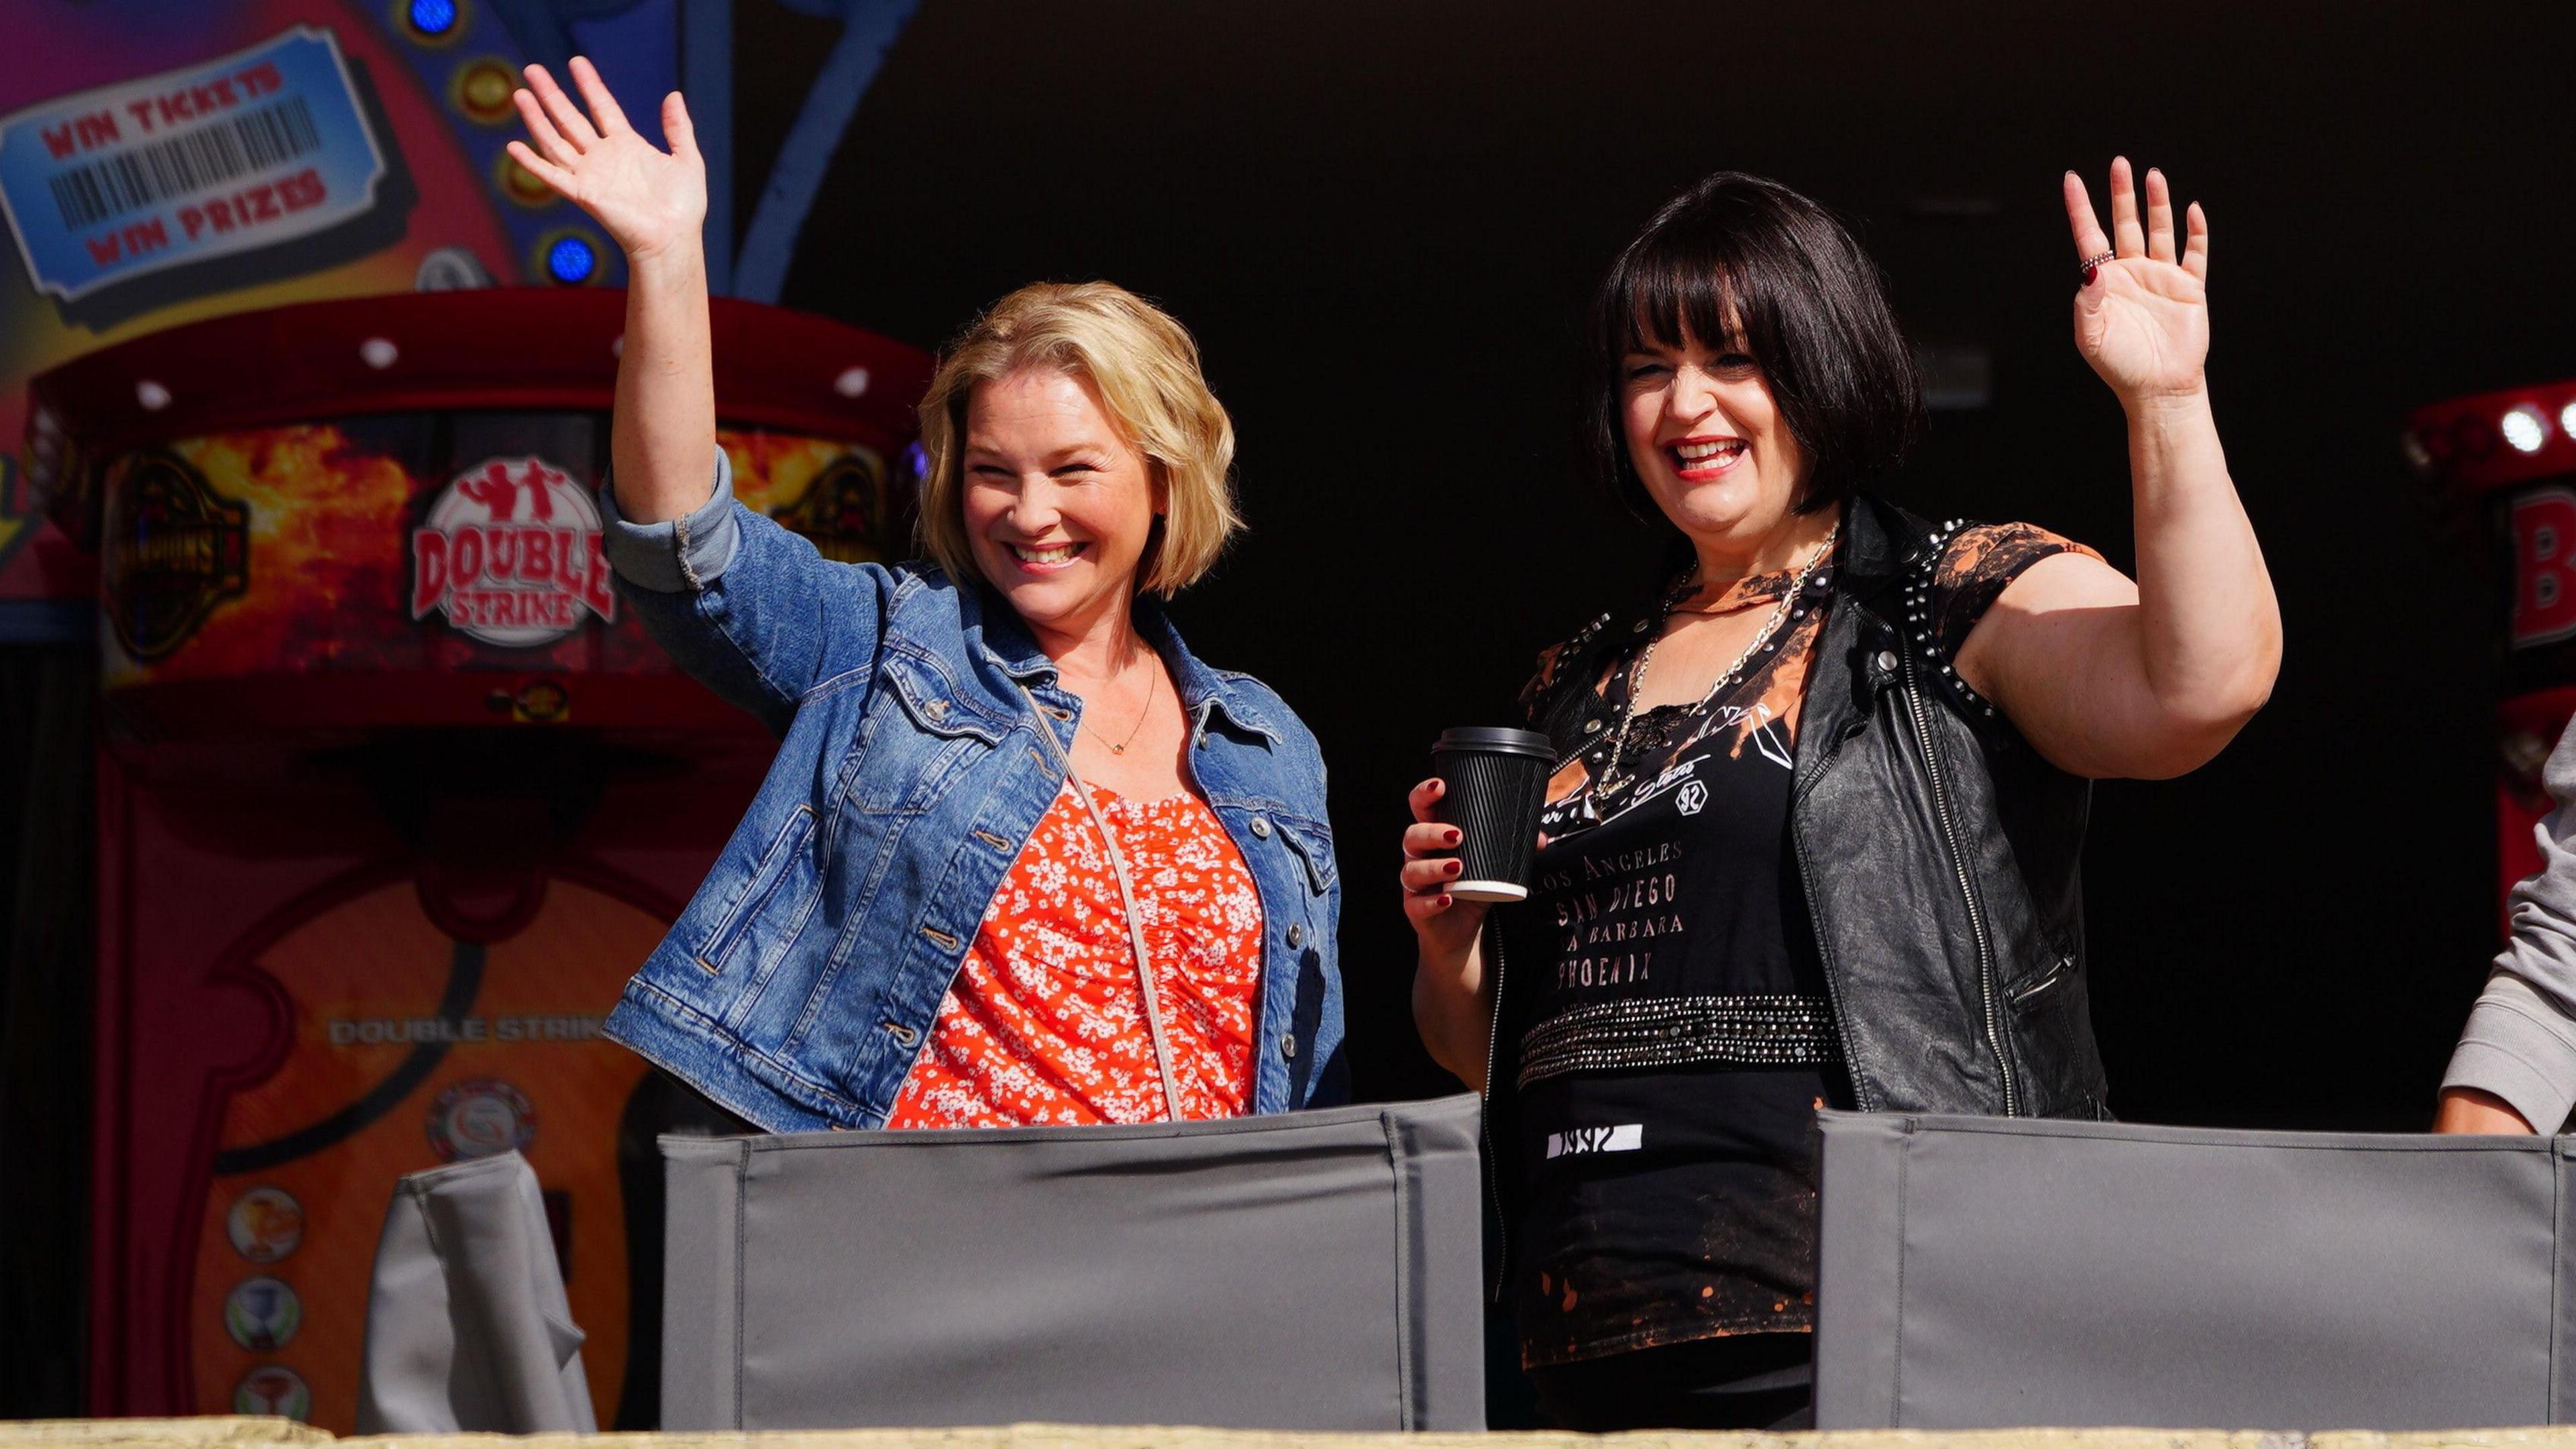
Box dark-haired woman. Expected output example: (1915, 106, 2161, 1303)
(1403, 163, 2279, 1429)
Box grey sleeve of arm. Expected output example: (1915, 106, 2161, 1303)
(598, 449, 739, 593)
(2444, 718, 2576, 1132)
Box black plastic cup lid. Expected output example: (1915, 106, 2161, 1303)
(1432, 726, 1556, 758)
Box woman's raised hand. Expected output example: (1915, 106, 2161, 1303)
(2062, 158, 2210, 405)
(508, 58, 705, 264)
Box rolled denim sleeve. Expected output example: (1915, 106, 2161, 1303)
(2445, 717, 2576, 1132)
(599, 449, 739, 593)
(599, 444, 897, 735)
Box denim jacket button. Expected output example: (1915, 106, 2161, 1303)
(1286, 922, 1305, 948)
(1281, 1032, 1298, 1060)
(1250, 816, 1272, 839)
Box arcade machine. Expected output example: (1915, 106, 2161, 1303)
(2410, 383, 2576, 916)
(25, 288, 928, 1429)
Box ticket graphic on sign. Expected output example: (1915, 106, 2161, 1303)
(0, 27, 388, 302)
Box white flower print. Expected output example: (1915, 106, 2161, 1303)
(885, 780, 1268, 1130)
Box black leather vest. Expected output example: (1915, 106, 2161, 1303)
(1507, 493, 2110, 1122)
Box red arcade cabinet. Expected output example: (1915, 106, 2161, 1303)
(2412, 383, 2576, 918)
(27, 290, 927, 1428)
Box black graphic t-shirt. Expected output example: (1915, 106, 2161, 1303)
(1501, 522, 2092, 1369)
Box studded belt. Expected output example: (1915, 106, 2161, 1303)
(1517, 994, 1841, 1089)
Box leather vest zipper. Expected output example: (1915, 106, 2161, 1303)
(1896, 645, 2020, 1116)
(1786, 777, 1870, 1111)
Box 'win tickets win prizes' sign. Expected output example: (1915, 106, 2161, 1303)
(411, 458, 618, 648)
(0, 26, 388, 301)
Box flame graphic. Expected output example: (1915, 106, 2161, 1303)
(724, 433, 865, 513)
(107, 425, 416, 687)
(726, 433, 899, 566)
(103, 425, 892, 689)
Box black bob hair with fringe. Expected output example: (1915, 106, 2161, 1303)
(1588, 172, 1923, 522)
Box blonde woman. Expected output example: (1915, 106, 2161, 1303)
(508, 59, 1342, 1130)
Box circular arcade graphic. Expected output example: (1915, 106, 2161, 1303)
(226, 1187, 304, 1264)
(232, 1365, 312, 1421)
(426, 1077, 537, 1161)
(223, 1277, 302, 1352)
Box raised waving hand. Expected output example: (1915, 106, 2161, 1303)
(511, 58, 715, 524)
(507, 57, 705, 263)
(1952, 156, 2274, 784)
(2063, 157, 2210, 404)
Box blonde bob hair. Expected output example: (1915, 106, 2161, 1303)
(915, 281, 1242, 598)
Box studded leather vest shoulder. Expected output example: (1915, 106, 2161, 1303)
(1513, 493, 2110, 1120)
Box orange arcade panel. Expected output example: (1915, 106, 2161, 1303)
(188, 869, 668, 1426)
(30, 289, 929, 1428)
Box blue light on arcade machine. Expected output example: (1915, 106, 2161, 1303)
(544, 233, 599, 285)
(405, 0, 461, 40)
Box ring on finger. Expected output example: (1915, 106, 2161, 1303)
(2079, 250, 2115, 285)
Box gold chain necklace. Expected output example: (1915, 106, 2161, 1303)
(1081, 654, 1159, 755)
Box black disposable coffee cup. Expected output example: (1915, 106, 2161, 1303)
(1431, 727, 1556, 903)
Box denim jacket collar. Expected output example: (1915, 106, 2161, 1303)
(926, 568, 1281, 745)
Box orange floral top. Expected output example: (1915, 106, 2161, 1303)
(884, 780, 1266, 1128)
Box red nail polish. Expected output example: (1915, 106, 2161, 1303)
(1444, 828, 1462, 845)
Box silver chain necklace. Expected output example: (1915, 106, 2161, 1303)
(1585, 526, 1839, 818)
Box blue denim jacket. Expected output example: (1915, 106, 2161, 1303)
(596, 453, 1346, 1131)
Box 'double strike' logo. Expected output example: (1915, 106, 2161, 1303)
(410, 456, 616, 647)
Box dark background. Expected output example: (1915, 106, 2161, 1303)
(733, 0, 2572, 1129)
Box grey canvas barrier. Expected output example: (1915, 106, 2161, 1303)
(659, 1093, 1485, 1432)
(1814, 1110, 2570, 1430)
(356, 1150, 597, 1433)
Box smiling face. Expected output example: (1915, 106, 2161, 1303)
(1620, 326, 1810, 551)
(960, 366, 1165, 641)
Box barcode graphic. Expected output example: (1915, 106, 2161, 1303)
(44, 97, 321, 230)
